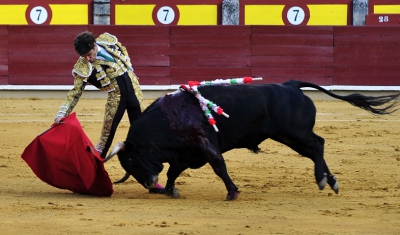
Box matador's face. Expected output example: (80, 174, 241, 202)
(81, 44, 97, 63)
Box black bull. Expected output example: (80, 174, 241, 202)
(106, 80, 399, 200)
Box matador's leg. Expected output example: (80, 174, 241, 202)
(96, 90, 122, 158)
(126, 72, 143, 123)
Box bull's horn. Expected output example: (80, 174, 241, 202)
(114, 172, 130, 184)
(103, 142, 125, 163)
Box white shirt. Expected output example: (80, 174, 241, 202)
(95, 44, 114, 61)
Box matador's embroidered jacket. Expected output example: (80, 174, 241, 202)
(56, 32, 144, 120)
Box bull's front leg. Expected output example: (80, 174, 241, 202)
(208, 154, 240, 200)
(199, 143, 240, 200)
(164, 163, 188, 199)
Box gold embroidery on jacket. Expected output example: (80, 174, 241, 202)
(56, 73, 86, 117)
(72, 58, 91, 81)
(58, 32, 143, 153)
(96, 32, 117, 45)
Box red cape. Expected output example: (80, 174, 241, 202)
(21, 113, 113, 196)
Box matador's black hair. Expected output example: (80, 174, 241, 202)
(73, 31, 95, 55)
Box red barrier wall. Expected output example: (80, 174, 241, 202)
(1, 25, 400, 86)
(0, 26, 7, 85)
(251, 26, 333, 85)
(334, 27, 400, 85)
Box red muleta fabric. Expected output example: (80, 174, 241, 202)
(21, 112, 113, 196)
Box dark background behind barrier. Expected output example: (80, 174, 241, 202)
(1, 25, 399, 86)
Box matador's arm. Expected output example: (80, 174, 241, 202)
(55, 73, 87, 122)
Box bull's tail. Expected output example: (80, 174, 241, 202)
(286, 80, 400, 115)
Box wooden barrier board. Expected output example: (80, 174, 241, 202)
(251, 26, 334, 85)
(333, 26, 400, 85)
(1, 25, 400, 86)
(169, 26, 251, 84)
(8, 25, 87, 85)
(0, 26, 8, 85)
(89, 26, 171, 85)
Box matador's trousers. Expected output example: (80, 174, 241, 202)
(96, 72, 142, 159)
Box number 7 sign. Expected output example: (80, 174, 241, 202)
(30, 6, 48, 24)
(26, 5, 52, 25)
(282, 5, 310, 26)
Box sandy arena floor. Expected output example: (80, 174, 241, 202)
(1, 97, 399, 235)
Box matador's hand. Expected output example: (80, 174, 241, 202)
(54, 116, 64, 124)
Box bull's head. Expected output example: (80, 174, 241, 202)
(106, 142, 164, 189)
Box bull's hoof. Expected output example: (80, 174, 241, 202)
(318, 176, 328, 190)
(331, 182, 339, 194)
(166, 187, 180, 199)
(225, 191, 240, 201)
(148, 187, 165, 194)
(327, 175, 339, 194)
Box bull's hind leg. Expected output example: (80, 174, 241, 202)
(274, 132, 339, 194)
(323, 161, 339, 193)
